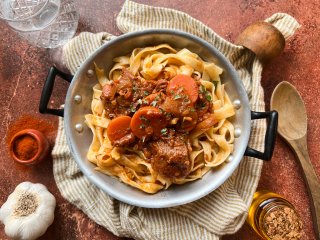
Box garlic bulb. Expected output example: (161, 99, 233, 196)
(0, 182, 56, 240)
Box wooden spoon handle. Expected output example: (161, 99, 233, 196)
(289, 136, 320, 239)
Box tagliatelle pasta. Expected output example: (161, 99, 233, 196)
(85, 44, 235, 194)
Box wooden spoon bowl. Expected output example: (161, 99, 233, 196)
(271, 81, 307, 140)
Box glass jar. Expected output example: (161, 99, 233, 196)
(247, 190, 303, 239)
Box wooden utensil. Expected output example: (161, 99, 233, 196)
(271, 81, 320, 239)
(236, 22, 285, 63)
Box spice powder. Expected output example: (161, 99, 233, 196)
(13, 135, 38, 160)
(7, 115, 56, 150)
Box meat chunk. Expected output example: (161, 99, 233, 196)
(101, 82, 117, 101)
(195, 89, 213, 121)
(179, 111, 198, 132)
(154, 79, 168, 93)
(116, 68, 134, 99)
(150, 135, 191, 179)
(132, 77, 156, 102)
(160, 93, 197, 132)
(102, 68, 135, 118)
(113, 132, 136, 147)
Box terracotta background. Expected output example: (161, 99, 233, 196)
(0, 0, 319, 239)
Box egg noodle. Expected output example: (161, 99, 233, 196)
(85, 44, 235, 194)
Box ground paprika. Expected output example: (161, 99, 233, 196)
(6, 115, 56, 157)
(13, 135, 38, 160)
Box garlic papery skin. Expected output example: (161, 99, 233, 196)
(0, 182, 56, 240)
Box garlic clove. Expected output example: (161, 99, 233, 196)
(4, 217, 25, 240)
(0, 188, 20, 224)
(0, 199, 11, 224)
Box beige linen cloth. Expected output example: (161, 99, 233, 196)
(52, 1, 300, 239)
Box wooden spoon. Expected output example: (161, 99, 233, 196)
(271, 81, 320, 238)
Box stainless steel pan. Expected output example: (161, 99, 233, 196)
(39, 29, 277, 208)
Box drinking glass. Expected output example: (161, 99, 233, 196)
(0, 0, 79, 48)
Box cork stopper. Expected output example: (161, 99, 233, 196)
(236, 22, 285, 63)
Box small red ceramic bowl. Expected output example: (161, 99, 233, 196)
(10, 129, 50, 165)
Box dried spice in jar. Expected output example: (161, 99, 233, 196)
(6, 114, 56, 148)
(263, 206, 303, 239)
(10, 129, 50, 165)
(12, 135, 38, 160)
(247, 190, 304, 240)
(7, 115, 54, 165)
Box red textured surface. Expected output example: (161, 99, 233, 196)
(0, 1, 319, 239)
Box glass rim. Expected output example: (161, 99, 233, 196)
(0, 0, 55, 22)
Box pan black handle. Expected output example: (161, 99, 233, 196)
(244, 111, 278, 161)
(39, 67, 73, 117)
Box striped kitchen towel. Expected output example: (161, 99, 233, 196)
(52, 1, 300, 239)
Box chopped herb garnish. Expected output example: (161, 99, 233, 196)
(151, 100, 158, 107)
(166, 112, 173, 118)
(190, 107, 195, 112)
(196, 101, 206, 109)
(173, 94, 182, 100)
(170, 90, 174, 95)
(129, 103, 136, 112)
(133, 86, 137, 92)
(200, 85, 206, 94)
(201, 104, 207, 109)
(155, 95, 160, 101)
(130, 105, 136, 113)
(160, 128, 168, 135)
(139, 116, 149, 123)
(142, 99, 149, 105)
(205, 93, 212, 101)
(144, 91, 149, 96)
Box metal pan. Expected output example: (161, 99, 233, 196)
(39, 29, 278, 208)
